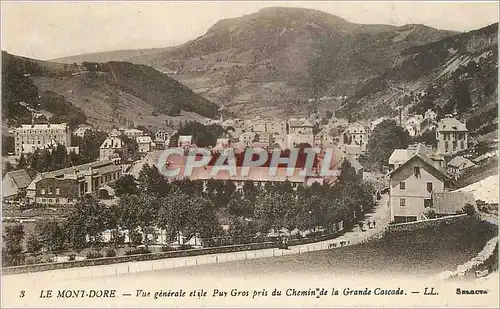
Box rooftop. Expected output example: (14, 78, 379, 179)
(437, 117, 467, 132)
(432, 191, 477, 214)
(3, 169, 32, 189)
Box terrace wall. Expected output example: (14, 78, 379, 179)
(387, 214, 468, 233)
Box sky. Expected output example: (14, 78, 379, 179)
(1, 1, 499, 60)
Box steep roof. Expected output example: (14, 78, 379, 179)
(3, 169, 32, 189)
(389, 149, 410, 164)
(100, 136, 123, 149)
(448, 156, 476, 169)
(389, 152, 449, 181)
(432, 191, 477, 214)
(437, 117, 467, 132)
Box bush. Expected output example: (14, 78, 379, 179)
(86, 251, 103, 259)
(161, 246, 176, 252)
(178, 244, 194, 250)
(25, 256, 43, 265)
(124, 247, 151, 256)
(105, 248, 116, 257)
(68, 254, 76, 261)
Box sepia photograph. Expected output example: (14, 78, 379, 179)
(1, 1, 499, 308)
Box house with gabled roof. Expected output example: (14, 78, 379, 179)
(447, 156, 476, 179)
(388, 144, 451, 223)
(2, 169, 32, 200)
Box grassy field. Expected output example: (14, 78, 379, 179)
(128, 218, 497, 279)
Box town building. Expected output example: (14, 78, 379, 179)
(239, 132, 256, 147)
(123, 128, 144, 139)
(100, 136, 125, 162)
(389, 144, 445, 171)
(136, 136, 154, 153)
(14, 123, 72, 156)
(178, 135, 193, 148)
(285, 133, 314, 149)
(288, 118, 314, 135)
(314, 130, 335, 149)
(447, 156, 476, 179)
(424, 109, 437, 122)
(436, 117, 468, 155)
(73, 124, 92, 138)
(2, 169, 32, 200)
(154, 130, 171, 149)
(341, 121, 371, 153)
(26, 160, 122, 205)
(388, 144, 450, 223)
(256, 132, 271, 144)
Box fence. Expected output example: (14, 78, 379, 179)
(3, 230, 347, 276)
(8, 240, 357, 281)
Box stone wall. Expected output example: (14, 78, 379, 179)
(387, 214, 468, 233)
(435, 236, 499, 281)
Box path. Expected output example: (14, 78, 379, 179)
(4, 195, 391, 282)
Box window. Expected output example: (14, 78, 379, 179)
(424, 199, 433, 208)
(400, 198, 406, 207)
(56, 187, 60, 195)
(399, 182, 406, 190)
(48, 186, 53, 194)
(40, 188, 45, 195)
(413, 166, 420, 178)
(426, 182, 433, 193)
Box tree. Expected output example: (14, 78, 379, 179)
(463, 203, 477, 217)
(137, 164, 169, 197)
(77, 130, 108, 163)
(66, 195, 109, 246)
(338, 159, 359, 184)
(115, 174, 138, 196)
(365, 120, 411, 170)
(3, 224, 25, 266)
(26, 234, 42, 254)
(36, 219, 67, 252)
(254, 191, 296, 234)
(3, 162, 14, 177)
(2, 135, 14, 155)
(116, 194, 142, 245)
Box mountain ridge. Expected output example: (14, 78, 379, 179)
(50, 7, 458, 118)
(2, 51, 218, 131)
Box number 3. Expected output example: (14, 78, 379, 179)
(19, 290, 25, 298)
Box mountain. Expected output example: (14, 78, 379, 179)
(53, 7, 457, 118)
(2, 51, 218, 130)
(338, 23, 498, 138)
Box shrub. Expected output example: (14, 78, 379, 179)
(105, 248, 116, 257)
(178, 244, 194, 250)
(86, 251, 103, 259)
(124, 247, 151, 256)
(161, 246, 176, 252)
(25, 256, 43, 265)
(68, 254, 76, 261)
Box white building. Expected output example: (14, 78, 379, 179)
(288, 118, 314, 135)
(123, 128, 143, 139)
(178, 135, 193, 148)
(14, 123, 72, 156)
(136, 136, 154, 153)
(436, 117, 468, 155)
(73, 124, 92, 138)
(100, 136, 125, 161)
